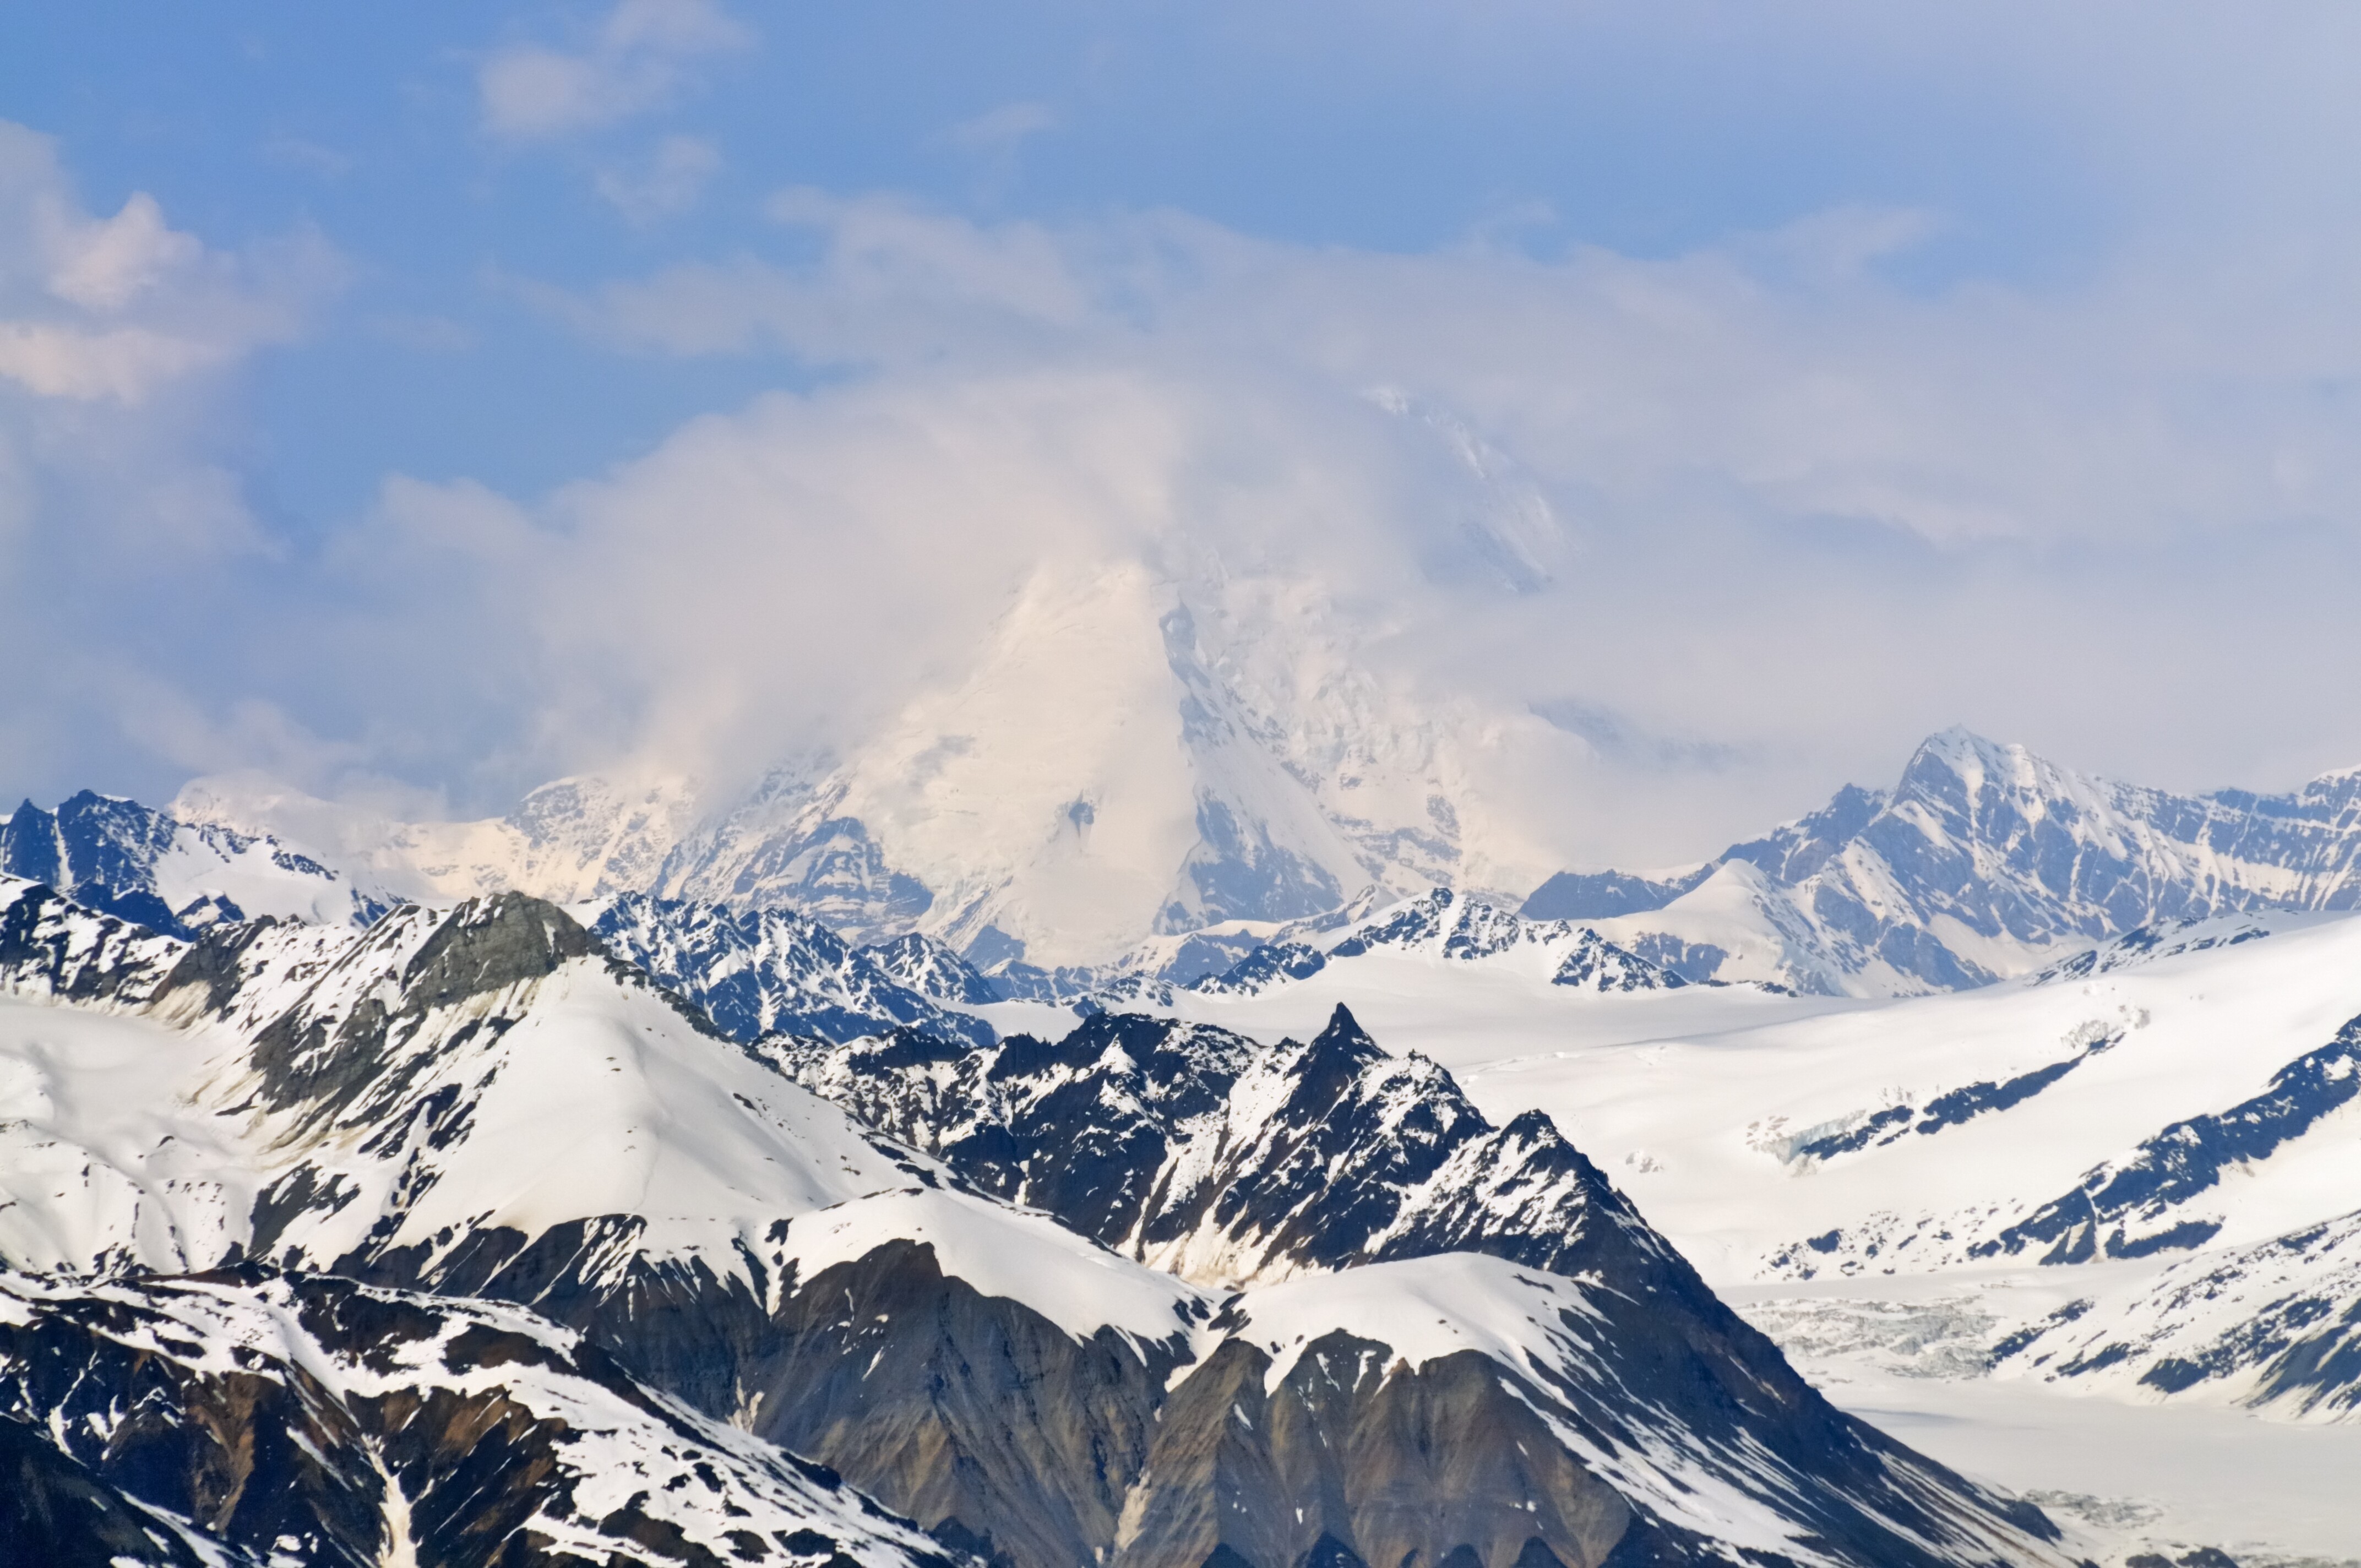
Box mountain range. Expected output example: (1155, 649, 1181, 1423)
(9, 744, 2361, 1557)
(29, 723, 2358, 1006)
(1524, 728, 2361, 996)
(0, 874, 2080, 1567)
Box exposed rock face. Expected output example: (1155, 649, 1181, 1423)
(0, 1412, 240, 1568)
(746, 1241, 1194, 1568)
(1113, 1336, 1632, 1568)
(0, 875, 186, 1007)
(0, 1265, 969, 1568)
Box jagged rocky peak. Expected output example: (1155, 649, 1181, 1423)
(779, 1001, 1685, 1291)
(860, 929, 1002, 1004)
(776, 1006, 2075, 1568)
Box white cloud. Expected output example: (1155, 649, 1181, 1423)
(479, 0, 752, 140)
(0, 122, 343, 807)
(401, 182, 2361, 861)
(0, 123, 330, 406)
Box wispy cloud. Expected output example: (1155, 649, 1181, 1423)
(0, 122, 334, 405)
(595, 134, 722, 224)
(478, 0, 751, 140)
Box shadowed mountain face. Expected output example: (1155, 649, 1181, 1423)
(776, 1008, 2068, 1568)
(0, 884, 2068, 1568)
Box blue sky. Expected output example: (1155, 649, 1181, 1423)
(7, 3, 2361, 855)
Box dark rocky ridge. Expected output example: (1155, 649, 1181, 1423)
(775, 1006, 1677, 1286)
(0, 1411, 242, 1568)
(589, 891, 997, 1048)
(0, 876, 186, 1007)
(0, 1264, 967, 1568)
(1983, 1011, 2361, 1265)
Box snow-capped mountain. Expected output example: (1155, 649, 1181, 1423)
(775, 1005, 2072, 1568)
(0, 879, 2077, 1568)
(0, 790, 390, 938)
(1530, 727, 2361, 996)
(1134, 899, 2361, 1558)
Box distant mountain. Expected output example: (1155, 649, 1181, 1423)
(0, 790, 390, 938)
(1527, 727, 2361, 995)
(172, 563, 1612, 968)
(1180, 886, 1691, 1003)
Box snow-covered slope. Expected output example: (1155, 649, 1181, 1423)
(0, 892, 924, 1281)
(1, 791, 391, 937)
(1532, 728, 2361, 997)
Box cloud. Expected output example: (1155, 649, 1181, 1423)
(384, 181, 2361, 861)
(478, 0, 752, 140)
(0, 123, 333, 406)
(947, 101, 1058, 157)
(0, 123, 342, 806)
(31, 2, 2361, 867)
(595, 134, 721, 223)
